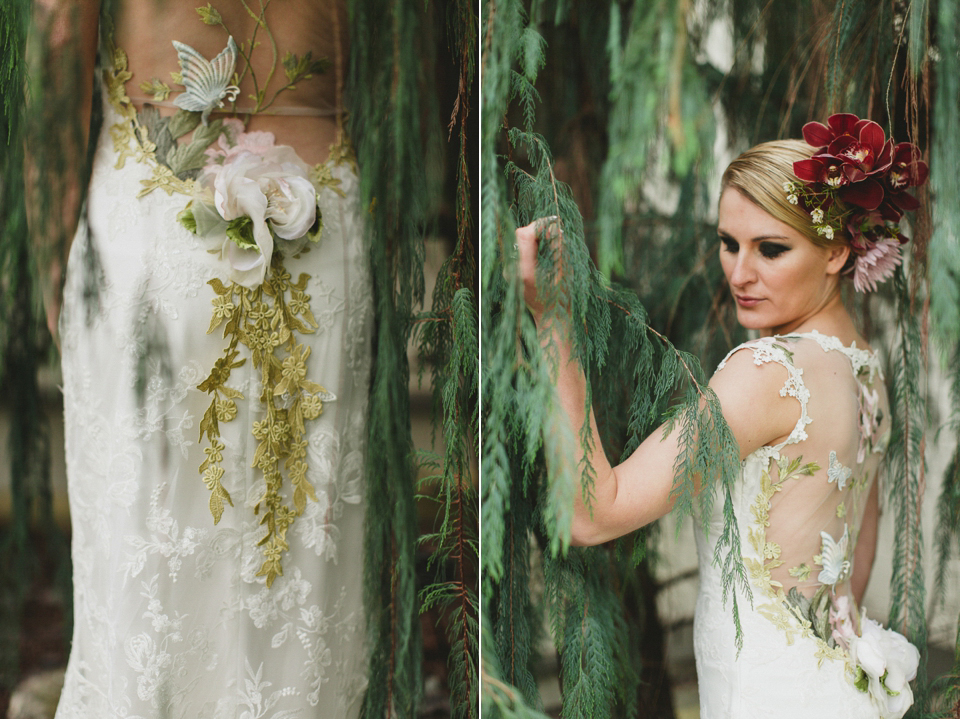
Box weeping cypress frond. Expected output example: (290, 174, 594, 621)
(885, 269, 930, 714)
(483, 2, 744, 715)
(411, 1, 480, 715)
(347, 0, 428, 714)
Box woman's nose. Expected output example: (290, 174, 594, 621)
(729, 253, 756, 287)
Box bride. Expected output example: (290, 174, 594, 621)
(28, 1, 373, 716)
(515, 117, 927, 719)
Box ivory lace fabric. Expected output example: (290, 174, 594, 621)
(693, 331, 909, 718)
(55, 58, 372, 719)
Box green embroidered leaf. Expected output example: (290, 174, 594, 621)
(854, 667, 869, 693)
(226, 216, 257, 249)
(139, 78, 171, 101)
(177, 204, 198, 234)
(282, 50, 331, 83)
(167, 109, 202, 140)
(306, 206, 323, 242)
(138, 105, 174, 165)
(196, 3, 223, 25)
(167, 119, 225, 178)
(199, 402, 218, 442)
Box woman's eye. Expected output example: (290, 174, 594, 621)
(760, 242, 789, 258)
(720, 237, 738, 253)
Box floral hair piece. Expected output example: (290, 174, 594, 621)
(782, 113, 928, 292)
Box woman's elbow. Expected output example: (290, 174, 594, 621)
(570, 510, 612, 547)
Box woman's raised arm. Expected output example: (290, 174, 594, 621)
(515, 220, 801, 545)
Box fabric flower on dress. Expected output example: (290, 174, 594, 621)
(180, 129, 321, 288)
(848, 616, 920, 719)
(828, 595, 856, 650)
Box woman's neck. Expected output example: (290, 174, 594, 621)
(764, 289, 860, 343)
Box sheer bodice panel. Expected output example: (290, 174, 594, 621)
(757, 335, 888, 600)
(112, 0, 346, 165)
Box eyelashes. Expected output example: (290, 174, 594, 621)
(759, 242, 789, 258)
(718, 236, 790, 259)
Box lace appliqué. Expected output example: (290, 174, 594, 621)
(198, 256, 336, 586)
(716, 337, 813, 452)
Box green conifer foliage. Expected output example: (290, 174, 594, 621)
(483, 1, 958, 716)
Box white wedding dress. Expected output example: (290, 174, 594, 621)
(55, 18, 372, 719)
(693, 332, 918, 719)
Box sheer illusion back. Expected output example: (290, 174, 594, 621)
(747, 332, 888, 601)
(112, 0, 347, 165)
(693, 331, 898, 719)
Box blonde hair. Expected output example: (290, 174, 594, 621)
(721, 139, 851, 252)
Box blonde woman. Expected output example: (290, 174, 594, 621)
(516, 119, 927, 718)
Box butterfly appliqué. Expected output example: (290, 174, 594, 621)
(826, 451, 852, 491)
(817, 525, 851, 587)
(172, 36, 241, 125)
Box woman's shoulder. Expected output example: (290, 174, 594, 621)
(709, 339, 809, 459)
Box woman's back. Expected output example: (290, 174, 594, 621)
(693, 331, 909, 719)
(111, 0, 347, 165)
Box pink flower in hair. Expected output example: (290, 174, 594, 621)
(853, 237, 902, 293)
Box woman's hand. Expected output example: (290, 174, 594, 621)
(514, 216, 561, 322)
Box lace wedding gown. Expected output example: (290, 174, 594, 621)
(56, 11, 372, 718)
(693, 331, 918, 719)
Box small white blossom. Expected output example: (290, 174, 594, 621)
(782, 181, 794, 193)
(824, 225, 835, 240)
(811, 208, 824, 224)
(788, 194, 799, 205)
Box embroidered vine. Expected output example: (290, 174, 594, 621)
(197, 254, 334, 587)
(745, 454, 848, 664)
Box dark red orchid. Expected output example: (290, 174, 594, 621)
(791, 112, 927, 292)
(888, 143, 929, 190)
(801, 113, 861, 148)
(794, 114, 923, 213)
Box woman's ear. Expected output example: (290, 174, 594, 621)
(825, 243, 851, 276)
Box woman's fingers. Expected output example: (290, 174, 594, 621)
(515, 216, 561, 319)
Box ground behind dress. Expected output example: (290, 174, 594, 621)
(56, 25, 372, 719)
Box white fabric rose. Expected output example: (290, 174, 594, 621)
(190, 138, 318, 288)
(848, 616, 920, 719)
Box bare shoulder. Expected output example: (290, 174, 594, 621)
(708, 342, 802, 459)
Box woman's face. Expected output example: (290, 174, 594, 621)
(717, 188, 848, 336)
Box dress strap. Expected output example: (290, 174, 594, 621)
(716, 337, 812, 454)
(784, 329, 883, 382)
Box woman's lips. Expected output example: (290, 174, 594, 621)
(735, 295, 763, 308)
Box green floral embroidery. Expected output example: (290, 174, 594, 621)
(197, 258, 328, 587)
(789, 563, 812, 581)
